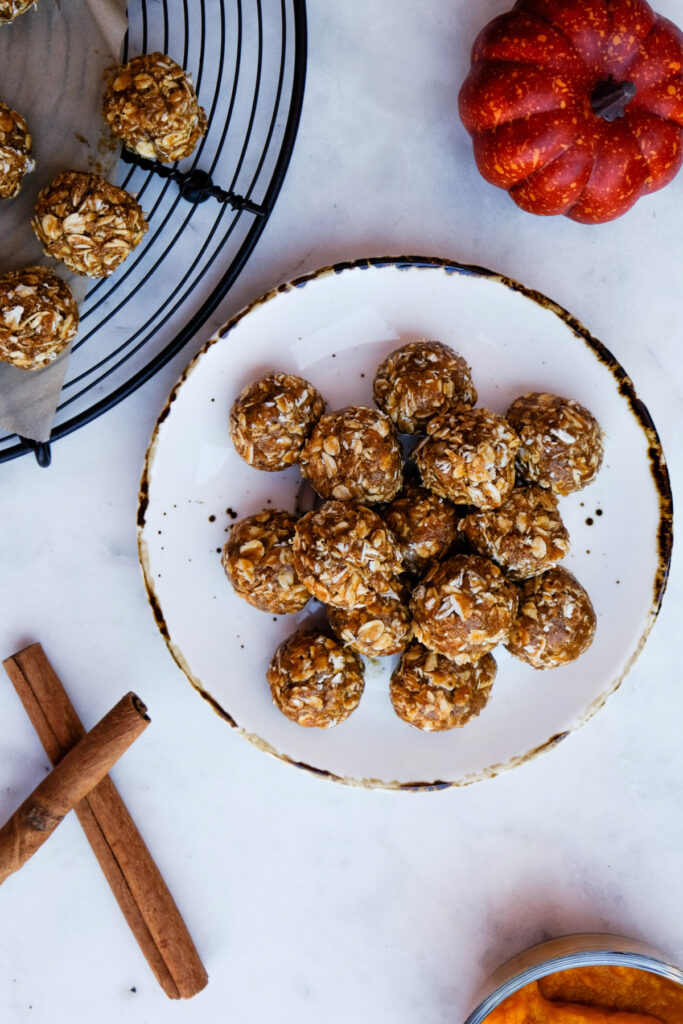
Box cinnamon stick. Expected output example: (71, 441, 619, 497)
(3, 644, 208, 999)
(0, 692, 149, 885)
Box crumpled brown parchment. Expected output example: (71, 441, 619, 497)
(0, 0, 129, 442)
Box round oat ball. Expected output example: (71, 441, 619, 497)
(410, 553, 518, 663)
(382, 477, 460, 576)
(505, 566, 597, 669)
(0, 102, 34, 199)
(222, 509, 310, 614)
(415, 405, 520, 509)
(229, 372, 325, 472)
(458, 484, 570, 580)
(0, 0, 35, 24)
(32, 171, 148, 278)
(266, 629, 365, 728)
(328, 593, 412, 657)
(507, 392, 604, 495)
(103, 52, 208, 164)
(373, 339, 477, 433)
(0, 266, 78, 371)
(390, 643, 496, 731)
(300, 405, 403, 504)
(293, 500, 403, 609)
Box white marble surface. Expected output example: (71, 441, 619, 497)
(1, 1, 683, 1021)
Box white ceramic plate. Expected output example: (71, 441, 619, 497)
(137, 257, 672, 790)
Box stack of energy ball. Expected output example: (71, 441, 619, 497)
(0, 45, 205, 372)
(224, 341, 602, 733)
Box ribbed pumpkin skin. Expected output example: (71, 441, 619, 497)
(458, 0, 683, 223)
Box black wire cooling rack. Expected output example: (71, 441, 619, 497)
(2, 0, 307, 465)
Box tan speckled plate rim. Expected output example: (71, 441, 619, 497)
(137, 255, 673, 792)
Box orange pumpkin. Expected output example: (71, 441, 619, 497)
(458, 0, 683, 222)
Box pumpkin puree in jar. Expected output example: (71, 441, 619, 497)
(485, 966, 683, 1023)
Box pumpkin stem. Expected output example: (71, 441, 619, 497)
(590, 76, 637, 122)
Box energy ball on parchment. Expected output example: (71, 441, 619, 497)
(390, 643, 496, 731)
(0, 0, 36, 24)
(373, 339, 477, 434)
(328, 593, 412, 658)
(222, 509, 310, 615)
(415, 405, 520, 509)
(229, 371, 325, 472)
(266, 629, 365, 728)
(0, 265, 78, 371)
(410, 553, 518, 664)
(293, 500, 403, 609)
(300, 405, 403, 504)
(0, 102, 34, 199)
(102, 52, 208, 164)
(458, 484, 570, 581)
(382, 477, 460, 577)
(507, 392, 604, 495)
(505, 566, 597, 670)
(32, 171, 148, 278)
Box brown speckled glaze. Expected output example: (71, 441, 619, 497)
(138, 256, 673, 792)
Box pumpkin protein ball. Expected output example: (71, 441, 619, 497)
(0, 265, 79, 370)
(31, 171, 148, 278)
(373, 339, 478, 433)
(266, 629, 365, 728)
(222, 509, 310, 615)
(0, 0, 35, 24)
(507, 392, 604, 495)
(328, 592, 412, 657)
(415, 405, 520, 509)
(505, 565, 597, 670)
(458, 484, 570, 580)
(390, 643, 497, 731)
(300, 405, 403, 503)
(0, 102, 34, 199)
(229, 371, 325, 472)
(381, 477, 460, 576)
(102, 52, 208, 164)
(292, 500, 404, 609)
(410, 553, 518, 664)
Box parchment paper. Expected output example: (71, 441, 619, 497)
(0, 0, 129, 442)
